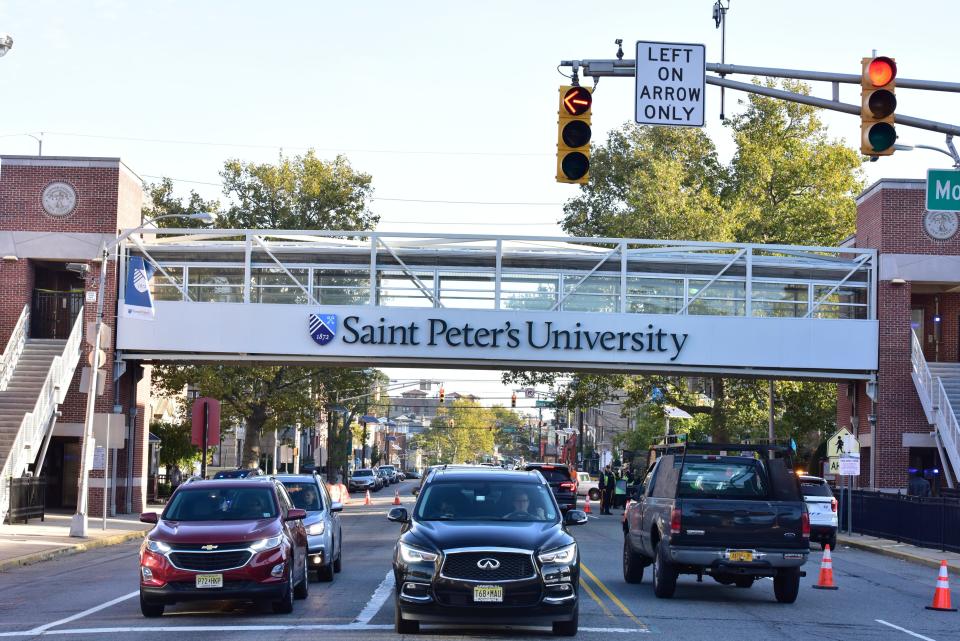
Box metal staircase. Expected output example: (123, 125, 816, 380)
(0, 306, 83, 523)
(911, 332, 960, 488)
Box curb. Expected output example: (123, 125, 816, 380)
(837, 535, 960, 576)
(0, 529, 147, 573)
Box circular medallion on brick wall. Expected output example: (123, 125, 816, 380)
(923, 210, 959, 240)
(41, 181, 78, 217)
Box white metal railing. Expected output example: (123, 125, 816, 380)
(0, 308, 84, 523)
(0, 306, 29, 392)
(910, 330, 960, 488)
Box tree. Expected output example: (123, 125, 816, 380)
(416, 399, 496, 465)
(518, 81, 861, 445)
(151, 420, 200, 470)
(145, 151, 383, 477)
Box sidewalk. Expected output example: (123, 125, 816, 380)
(838, 532, 960, 576)
(0, 511, 150, 572)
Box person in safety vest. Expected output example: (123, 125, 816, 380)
(599, 465, 616, 515)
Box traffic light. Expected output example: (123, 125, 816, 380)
(438, 387, 445, 404)
(860, 56, 897, 156)
(511, 392, 517, 408)
(556, 85, 592, 184)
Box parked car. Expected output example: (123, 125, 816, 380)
(379, 465, 399, 484)
(404, 469, 421, 480)
(388, 466, 587, 635)
(138, 478, 309, 617)
(523, 463, 577, 512)
(349, 468, 379, 493)
(576, 472, 600, 501)
(623, 443, 809, 603)
(276, 474, 344, 581)
(799, 474, 838, 550)
(378, 467, 394, 486)
(213, 468, 262, 479)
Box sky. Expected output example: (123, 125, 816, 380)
(2, 0, 959, 408)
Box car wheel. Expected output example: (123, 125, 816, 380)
(652, 540, 677, 599)
(394, 595, 419, 634)
(139, 592, 164, 618)
(333, 542, 342, 573)
(588, 488, 600, 501)
(734, 576, 754, 588)
(622, 537, 645, 584)
(294, 555, 309, 599)
(825, 533, 837, 551)
(773, 568, 801, 604)
(272, 563, 295, 614)
(552, 604, 578, 637)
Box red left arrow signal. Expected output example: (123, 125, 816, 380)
(563, 87, 592, 116)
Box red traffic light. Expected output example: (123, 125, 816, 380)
(867, 57, 896, 87)
(562, 86, 592, 116)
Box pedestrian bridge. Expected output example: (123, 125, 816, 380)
(115, 230, 878, 380)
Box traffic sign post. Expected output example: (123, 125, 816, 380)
(635, 41, 705, 127)
(927, 168, 960, 212)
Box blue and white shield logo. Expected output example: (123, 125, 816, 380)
(309, 313, 337, 346)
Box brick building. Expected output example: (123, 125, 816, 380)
(0, 155, 151, 518)
(840, 178, 960, 491)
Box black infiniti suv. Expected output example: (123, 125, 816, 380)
(388, 466, 588, 636)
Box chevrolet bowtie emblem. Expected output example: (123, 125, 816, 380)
(201, 544, 218, 550)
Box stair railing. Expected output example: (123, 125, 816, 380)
(0, 306, 29, 392)
(932, 377, 960, 489)
(911, 331, 936, 422)
(0, 308, 84, 522)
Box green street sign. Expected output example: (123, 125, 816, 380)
(535, 400, 555, 408)
(926, 168, 960, 212)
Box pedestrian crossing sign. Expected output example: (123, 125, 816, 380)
(827, 428, 860, 459)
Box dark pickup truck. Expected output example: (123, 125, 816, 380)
(622, 443, 809, 603)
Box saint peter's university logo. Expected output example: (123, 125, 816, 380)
(309, 313, 337, 346)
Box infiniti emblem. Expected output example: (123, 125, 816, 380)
(477, 558, 501, 570)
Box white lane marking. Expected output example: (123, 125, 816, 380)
(353, 569, 395, 624)
(18, 590, 139, 636)
(876, 619, 939, 641)
(0, 624, 649, 636)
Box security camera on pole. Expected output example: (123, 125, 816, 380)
(70, 211, 215, 538)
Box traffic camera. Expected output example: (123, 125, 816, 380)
(556, 85, 592, 184)
(860, 56, 897, 156)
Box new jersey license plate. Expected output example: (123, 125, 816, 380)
(473, 585, 503, 602)
(726, 550, 753, 562)
(195, 574, 223, 588)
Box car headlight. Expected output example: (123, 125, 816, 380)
(145, 539, 172, 554)
(398, 541, 438, 564)
(538, 543, 577, 565)
(249, 535, 284, 551)
(308, 521, 326, 536)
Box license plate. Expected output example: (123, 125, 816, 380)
(473, 585, 503, 603)
(727, 550, 753, 562)
(195, 574, 223, 588)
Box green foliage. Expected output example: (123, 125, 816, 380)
(151, 420, 200, 469)
(416, 399, 496, 465)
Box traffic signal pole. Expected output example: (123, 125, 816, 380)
(560, 57, 960, 141)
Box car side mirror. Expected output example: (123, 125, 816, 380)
(330, 502, 343, 513)
(387, 507, 409, 523)
(139, 512, 158, 524)
(286, 508, 307, 521)
(564, 509, 588, 526)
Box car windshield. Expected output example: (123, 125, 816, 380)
(282, 481, 323, 511)
(165, 487, 277, 521)
(801, 481, 834, 497)
(415, 481, 558, 522)
(354, 470, 373, 477)
(381, 466, 395, 473)
(677, 460, 768, 499)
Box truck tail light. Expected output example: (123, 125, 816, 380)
(560, 482, 576, 491)
(670, 507, 682, 535)
(801, 511, 811, 539)
(831, 498, 838, 513)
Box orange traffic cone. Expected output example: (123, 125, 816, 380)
(364, 489, 371, 506)
(811, 544, 838, 589)
(393, 490, 401, 506)
(583, 498, 592, 514)
(926, 560, 957, 611)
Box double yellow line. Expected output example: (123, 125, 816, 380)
(579, 562, 645, 628)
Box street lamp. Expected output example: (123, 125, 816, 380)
(0, 34, 13, 57)
(70, 212, 215, 537)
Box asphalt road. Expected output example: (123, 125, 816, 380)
(0, 479, 956, 641)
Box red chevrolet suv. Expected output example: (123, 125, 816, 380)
(138, 478, 309, 617)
